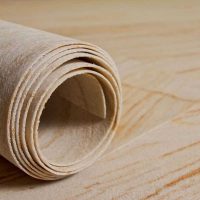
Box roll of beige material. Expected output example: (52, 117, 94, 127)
(0, 20, 121, 180)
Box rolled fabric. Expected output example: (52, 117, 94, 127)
(0, 20, 121, 180)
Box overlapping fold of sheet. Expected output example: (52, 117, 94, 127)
(0, 21, 121, 180)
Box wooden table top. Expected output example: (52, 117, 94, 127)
(1, 0, 200, 199)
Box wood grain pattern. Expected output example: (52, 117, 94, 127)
(1, 0, 200, 199)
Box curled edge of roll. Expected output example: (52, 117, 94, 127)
(0, 20, 122, 180)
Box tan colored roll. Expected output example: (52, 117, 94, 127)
(0, 20, 121, 180)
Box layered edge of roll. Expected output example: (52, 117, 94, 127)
(6, 40, 121, 180)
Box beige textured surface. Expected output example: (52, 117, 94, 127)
(0, 20, 121, 180)
(1, 0, 200, 199)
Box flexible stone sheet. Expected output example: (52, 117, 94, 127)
(0, 20, 121, 180)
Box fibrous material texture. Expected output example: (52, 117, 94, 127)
(0, 20, 121, 180)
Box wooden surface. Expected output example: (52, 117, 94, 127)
(1, 0, 200, 199)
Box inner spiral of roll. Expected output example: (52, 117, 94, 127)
(38, 73, 113, 166)
(7, 42, 120, 180)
